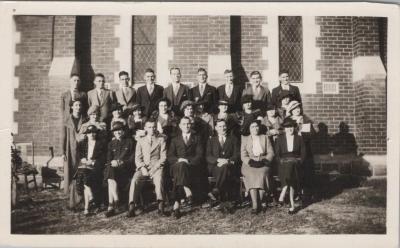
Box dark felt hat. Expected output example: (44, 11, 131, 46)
(282, 117, 297, 128)
(241, 95, 253, 105)
(83, 125, 98, 134)
(110, 121, 125, 132)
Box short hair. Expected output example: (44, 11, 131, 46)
(279, 70, 289, 76)
(70, 73, 80, 78)
(170, 67, 181, 74)
(119, 71, 129, 78)
(69, 98, 82, 107)
(224, 69, 232, 74)
(145, 118, 156, 125)
(94, 73, 105, 80)
(144, 68, 155, 74)
(197, 68, 207, 74)
(215, 118, 227, 125)
(179, 116, 191, 124)
(250, 71, 262, 78)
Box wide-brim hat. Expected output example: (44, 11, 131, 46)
(218, 100, 229, 106)
(241, 95, 253, 105)
(156, 97, 171, 108)
(110, 121, 125, 132)
(180, 100, 195, 112)
(87, 105, 100, 116)
(286, 100, 301, 114)
(83, 125, 99, 134)
(282, 117, 297, 128)
(111, 103, 124, 112)
(266, 104, 276, 111)
(279, 91, 293, 101)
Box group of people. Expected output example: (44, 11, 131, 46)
(61, 66, 314, 219)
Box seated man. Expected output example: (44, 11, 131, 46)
(104, 121, 135, 217)
(168, 117, 204, 219)
(127, 119, 167, 217)
(205, 119, 239, 211)
(76, 125, 107, 216)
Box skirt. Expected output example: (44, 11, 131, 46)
(241, 164, 271, 190)
(278, 157, 300, 188)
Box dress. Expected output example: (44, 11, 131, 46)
(240, 134, 274, 190)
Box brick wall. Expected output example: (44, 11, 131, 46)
(91, 16, 120, 89)
(353, 17, 381, 57)
(14, 16, 54, 156)
(168, 16, 230, 84)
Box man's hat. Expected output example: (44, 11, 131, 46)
(83, 125, 98, 134)
(241, 95, 253, 105)
(87, 105, 100, 116)
(282, 117, 297, 128)
(180, 100, 195, 112)
(110, 121, 125, 132)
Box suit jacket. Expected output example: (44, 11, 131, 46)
(240, 134, 274, 166)
(136, 84, 164, 117)
(192, 83, 217, 113)
(242, 85, 271, 114)
(135, 135, 167, 170)
(274, 133, 306, 163)
(114, 87, 137, 110)
(206, 135, 239, 166)
(106, 137, 135, 172)
(271, 84, 302, 107)
(167, 133, 203, 166)
(163, 83, 192, 115)
(217, 84, 243, 113)
(77, 138, 107, 172)
(61, 90, 88, 122)
(87, 88, 115, 122)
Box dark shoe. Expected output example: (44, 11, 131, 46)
(288, 208, 296, 215)
(278, 200, 285, 208)
(172, 209, 181, 219)
(261, 202, 267, 212)
(127, 203, 135, 218)
(105, 209, 115, 218)
(251, 208, 259, 215)
(134, 206, 144, 216)
(158, 201, 166, 216)
(186, 196, 193, 207)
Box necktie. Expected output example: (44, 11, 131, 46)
(148, 85, 154, 95)
(200, 84, 204, 97)
(219, 136, 225, 146)
(226, 84, 232, 97)
(184, 135, 188, 145)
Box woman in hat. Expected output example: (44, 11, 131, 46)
(124, 103, 147, 140)
(262, 104, 283, 142)
(104, 121, 135, 217)
(110, 103, 127, 128)
(76, 125, 107, 216)
(195, 100, 215, 138)
(235, 95, 263, 137)
(276, 91, 293, 119)
(61, 98, 88, 210)
(78, 105, 107, 142)
(287, 100, 316, 204)
(213, 100, 239, 137)
(240, 119, 274, 214)
(275, 118, 306, 214)
(150, 97, 178, 142)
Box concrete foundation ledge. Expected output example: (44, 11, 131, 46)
(362, 155, 387, 177)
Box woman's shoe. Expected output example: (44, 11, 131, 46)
(288, 208, 296, 215)
(251, 208, 259, 215)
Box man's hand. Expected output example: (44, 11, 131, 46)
(80, 158, 88, 164)
(111, 160, 119, 167)
(217, 158, 229, 167)
(178, 158, 189, 164)
(149, 165, 160, 177)
(140, 166, 149, 176)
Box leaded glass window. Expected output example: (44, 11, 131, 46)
(132, 16, 157, 84)
(279, 16, 303, 83)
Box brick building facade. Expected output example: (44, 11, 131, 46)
(12, 15, 387, 167)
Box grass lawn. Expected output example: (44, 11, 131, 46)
(11, 176, 386, 234)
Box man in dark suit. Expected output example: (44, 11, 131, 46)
(217, 69, 243, 114)
(136, 68, 164, 118)
(192, 68, 217, 114)
(271, 71, 302, 108)
(167, 117, 204, 218)
(61, 73, 88, 122)
(205, 119, 240, 210)
(114, 71, 137, 110)
(241, 71, 271, 115)
(87, 73, 115, 124)
(163, 67, 192, 116)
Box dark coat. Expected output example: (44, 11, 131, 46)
(242, 85, 272, 114)
(274, 134, 306, 163)
(167, 133, 203, 167)
(163, 83, 192, 115)
(192, 83, 217, 114)
(87, 89, 115, 123)
(77, 138, 107, 173)
(136, 84, 164, 117)
(61, 90, 88, 122)
(206, 135, 240, 166)
(271, 84, 302, 108)
(217, 84, 243, 113)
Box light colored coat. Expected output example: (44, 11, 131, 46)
(135, 134, 167, 171)
(241, 134, 274, 165)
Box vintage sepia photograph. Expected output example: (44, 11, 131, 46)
(2, 1, 399, 247)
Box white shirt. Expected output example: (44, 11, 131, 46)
(146, 83, 154, 95)
(218, 135, 226, 145)
(251, 135, 263, 157)
(281, 84, 290, 91)
(199, 83, 206, 96)
(225, 83, 233, 97)
(87, 139, 96, 160)
(285, 133, 294, 152)
(172, 83, 180, 96)
(183, 133, 191, 144)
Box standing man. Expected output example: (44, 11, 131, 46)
(168, 117, 204, 219)
(192, 68, 217, 114)
(163, 67, 192, 116)
(242, 71, 271, 115)
(217, 69, 242, 114)
(271, 70, 302, 108)
(205, 119, 240, 210)
(127, 119, 167, 217)
(61, 73, 88, 122)
(136, 68, 164, 118)
(114, 71, 137, 110)
(87, 73, 115, 124)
